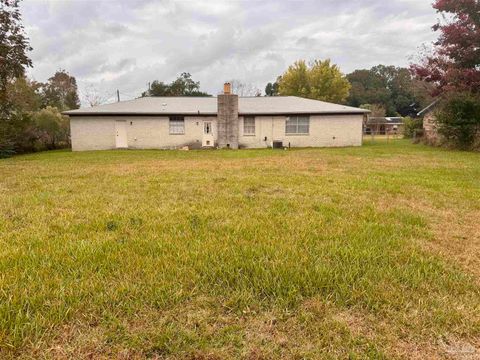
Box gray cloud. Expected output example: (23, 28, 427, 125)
(21, 0, 438, 105)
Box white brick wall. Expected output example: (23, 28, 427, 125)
(70, 116, 217, 151)
(70, 117, 115, 151)
(238, 115, 363, 148)
(70, 114, 363, 151)
(126, 116, 217, 149)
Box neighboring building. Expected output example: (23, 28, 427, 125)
(64, 83, 369, 151)
(417, 99, 440, 141)
(364, 117, 404, 136)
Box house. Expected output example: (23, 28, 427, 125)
(364, 117, 404, 136)
(417, 99, 440, 141)
(64, 83, 369, 151)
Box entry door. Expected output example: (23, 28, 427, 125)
(115, 120, 128, 148)
(202, 121, 214, 147)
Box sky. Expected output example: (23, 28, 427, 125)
(21, 0, 439, 104)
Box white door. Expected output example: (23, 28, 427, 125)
(202, 121, 214, 147)
(115, 120, 128, 148)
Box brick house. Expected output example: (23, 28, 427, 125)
(64, 83, 369, 151)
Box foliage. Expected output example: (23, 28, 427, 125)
(0, 0, 32, 103)
(347, 65, 433, 116)
(265, 80, 279, 96)
(0, 77, 38, 155)
(403, 116, 423, 138)
(277, 59, 351, 103)
(143, 73, 211, 97)
(411, 0, 480, 95)
(359, 103, 386, 117)
(0, 76, 73, 155)
(40, 70, 80, 111)
(0, 3, 79, 156)
(0, 0, 32, 156)
(435, 92, 480, 149)
(8, 76, 41, 111)
(0, 132, 14, 158)
(1, 143, 479, 358)
(33, 106, 70, 149)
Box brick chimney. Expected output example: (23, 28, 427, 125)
(217, 82, 239, 149)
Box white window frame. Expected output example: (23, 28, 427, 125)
(169, 116, 185, 135)
(243, 116, 255, 135)
(286, 116, 310, 135)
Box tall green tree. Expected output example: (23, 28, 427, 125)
(265, 80, 279, 96)
(347, 65, 433, 116)
(41, 70, 80, 111)
(277, 59, 350, 103)
(143, 73, 210, 97)
(0, 0, 33, 157)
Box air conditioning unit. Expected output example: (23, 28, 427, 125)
(272, 141, 283, 149)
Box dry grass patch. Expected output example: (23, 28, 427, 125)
(1, 140, 479, 359)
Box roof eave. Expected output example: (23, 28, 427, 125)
(66, 111, 369, 117)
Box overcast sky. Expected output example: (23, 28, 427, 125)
(21, 0, 439, 104)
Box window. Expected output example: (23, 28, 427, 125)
(286, 116, 309, 134)
(169, 116, 185, 134)
(244, 116, 255, 135)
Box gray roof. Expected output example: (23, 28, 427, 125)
(64, 96, 369, 116)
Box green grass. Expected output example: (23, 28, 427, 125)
(0, 140, 479, 359)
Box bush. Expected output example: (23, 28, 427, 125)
(33, 106, 70, 150)
(0, 133, 15, 158)
(403, 117, 423, 138)
(436, 93, 480, 150)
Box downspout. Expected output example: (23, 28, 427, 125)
(271, 116, 274, 148)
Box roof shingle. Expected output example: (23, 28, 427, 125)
(64, 96, 369, 116)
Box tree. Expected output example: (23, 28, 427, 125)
(360, 104, 386, 117)
(33, 106, 70, 149)
(347, 65, 433, 117)
(435, 93, 480, 149)
(143, 73, 210, 97)
(347, 69, 391, 110)
(8, 76, 41, 112)
(0, 0, 32, 157)
(411, 0, 480, 94)
(277, 60, 310, 98)
(265, 80, 279, 96)
(277, 59, 350, 103)
(82, 85, 107, 107)
(0, 0, 32, 104)
(411, 1, 480, 149)
(40, 70, 80, 110)
(227, 79, 261, 96)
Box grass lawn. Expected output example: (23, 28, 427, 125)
(1, 140, 479, 359)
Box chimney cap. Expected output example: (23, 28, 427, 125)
(223, 82, 231, 95)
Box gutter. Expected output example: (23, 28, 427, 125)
(64, 111, 369, 117)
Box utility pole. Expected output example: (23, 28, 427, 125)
(117, 89, 120, 102)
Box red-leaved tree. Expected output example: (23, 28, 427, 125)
(411, 0, 480, 95)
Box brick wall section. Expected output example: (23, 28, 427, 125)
(238, 115, 363, 148)
(217, 94, 239, 149)
(70, 113, 363, 151)
(70, 116, 216, 151)
(70, 117, 116, 151)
